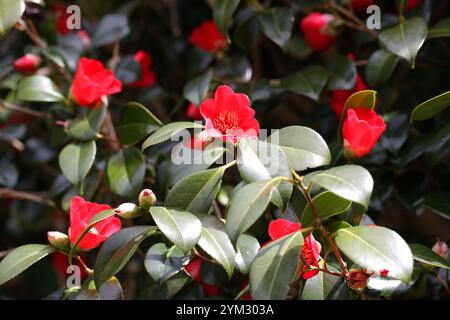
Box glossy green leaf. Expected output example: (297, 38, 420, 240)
(417, 192, 450, 219)
(119, 102, 162, 145)
(144, 243, 190, 283)
(0, 244, 55, 286)
(67, 105, 107, 141)
(336, 226, 414, 283)
(98, 276, 124, 300)
(183, 68, 213, 106)
(106, 147, 145, 198)
(17, 75, 65, 102)
(258, 7, 294, 50)
(141, 122, 204, 150)
(196, 214, 236, 278)
(267, 126, 331, 171)
(300, 262, 341, 300)
(280, 65, 328, 102)
(428, 18, 450, 39)
(94, 226, 159, 288)
(92, 14, 130, 47)
(150, 207, 202, 253)
(58, 141, 96, 186)
(309, 165, 374, 209)
(365, 50, 399, 88)
(164, 162, 234, 214)
(301, 191, 352, 227)
(237, 139, 292, 210)
(409, 244, 450, 269)
(326, 56, 356, 91)
(225, 178, 282, 242)
(250, 231, 303, 300)
(378, 17, 428, 68)
(235, 234, 260, 274)
(410, 91, 450, 122)
(213, 0, 241, 42)
(0, 0, 25, 36)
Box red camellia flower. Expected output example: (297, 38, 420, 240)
(70, 58, 122, 107)
(128, 50, 156, 88)
(199, 85, 259, 143)
(185, 257, 219, 296)
(351, 0, 376, 14)
(331, 73, 368, 117)
(406, 0, 422, 10)
(186, 102, 203, 120)
(189, 21, 228, 53)
(268, 219, 321, 280)
(343, 107, 386, 158)
(68, 196, 121, 251)
(13, 54, 41, 73)
(300, 13, 337, 52)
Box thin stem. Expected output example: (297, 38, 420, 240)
(304, 266, 342, 277)
(436, 272, 450, 297)
(0, 188, 56, 207)
(328, 1, 378, 38)
(103, 109, 121, 151)
(293, 171, 349, 278)
(0, 100, 48, 118)
(233, 284, 250, 300)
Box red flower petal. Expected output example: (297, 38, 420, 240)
(268, 219, 301, 241)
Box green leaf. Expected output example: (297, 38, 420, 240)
(280, 65, 328, 102)
(250, 231, 303, 300)
(67, 104, 107, 141)
(166, 141, 227, 187)
(428, 18, 450, 39)
(94, 226, 159, 288)
(237, 139, 292, 210)
(150, 207, 202, 253)
(140, 272, 190, 299)
(68, 209, 117, 264)
(300, 262, 341, 300)
(235, 234, 260, 274)
(267, 126, 331, 171)
(0, 244, 55, 286)
(0, 0, 25, 37)
(417, 192, 450, 219)
(335, 226, 414, 283)
(326, 56, 356, 91)
(119, 102, 162, 145)
(106, 147, 146, 198)
(409, 244, 450, 269)
(196, 214, 236, 278)
(58, 141, 96, 186)
(301, 191, 352, 227)
(92, 14, 130, 48)
(164, 162, 234, 214)
(183, 68, 213, 106)
(308, 165, 374, 209)
(141, 122, 204, 150)
(17, 75, 65, 102)
(378, 17, 428, 68)
(410, 91, 450, 122)
(144, 243, 190, 283)
(98, 276, 124, 300)
(258, 7, 294, 50)
(225, 178, 282, 242)
(365, 50, 400, 88)
(213, 0, 241, 42)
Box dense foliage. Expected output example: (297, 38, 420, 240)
(0, 0, 449, 300)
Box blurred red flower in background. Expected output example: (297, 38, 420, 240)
(189, 21, 228, 53)
(300, 13, 337, 52)
(128, 50, 156, 88)
(13, 53, 41, 73)
(185, 257, 219, 296)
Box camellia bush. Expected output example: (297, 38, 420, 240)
(0, 0, 449, 300)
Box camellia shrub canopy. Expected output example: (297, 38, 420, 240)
(0, 0, 449, 300)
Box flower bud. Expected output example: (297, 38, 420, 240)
(347, 269, 370, 290)
(13, 53, 41, 73)
(139, 189, 156, 210)
(432, 241, 449, 260)
(115, 203, 142, 219)
(47, 231, 70, 251)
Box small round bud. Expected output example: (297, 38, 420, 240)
(115, 203, 142, 219)
(47, 231, 70, 251)
(432, 241, 449, 260)
(139, 189, 156, 210)
(347, 269, 370, 290)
